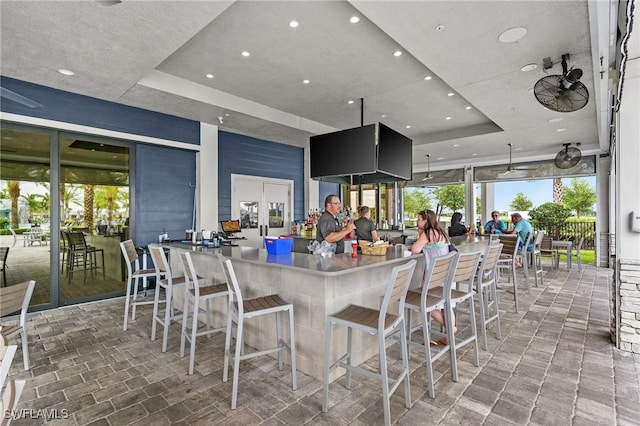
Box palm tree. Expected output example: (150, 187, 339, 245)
(84, 185, 95, 230)
(95, 186, 127, 223)
(59, 183, 82, 224)
(21, 193, 47, 225)
(553, 178, 563, 203)
(8, 181, 20, 229)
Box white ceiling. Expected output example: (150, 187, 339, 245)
(1, 0, 635, 175)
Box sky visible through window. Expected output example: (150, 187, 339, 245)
(491, 177, 596, 212)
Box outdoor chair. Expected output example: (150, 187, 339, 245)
(404, 251, 459, 399)
(0, 247, 8, 287)
(218, 254, 297, 410)
(475, 243, 503, 350)
(178, 250, 228, 375)
(0, 280, 36, 370)
(323, 259, 416, 425)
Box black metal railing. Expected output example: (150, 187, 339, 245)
(531, 221, 596, 250)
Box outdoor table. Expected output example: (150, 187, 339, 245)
(551, 240, 573, 269)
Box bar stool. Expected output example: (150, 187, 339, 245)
(429, 250, 482, 370)
(323, 260, 417, 426)
(149, 244, 185, 352)
(66, 231, 105, 284)
(177, 250, 228, 375)
(476, 243, 503, 350)
(1, 334, 17, 390)
(0, 280, 36, 371)
(531, 231, 545, 287)
(0, 379, 26, 426)
(404, 252, 458, 399)
(496, 235, 521, 313)
(217, 254, 297, 410)
(120, 240, 158, 331)
(517, 232, 532, 290)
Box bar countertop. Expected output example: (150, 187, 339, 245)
(161, 241, 421, 276)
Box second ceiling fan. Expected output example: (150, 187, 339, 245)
(494, 143, 537, 175)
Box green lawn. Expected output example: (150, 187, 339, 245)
(555, 249, 595, 266)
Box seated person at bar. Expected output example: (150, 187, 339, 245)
(448, 212, 469, 237)
(354, 205, 379, 242)
(316, 194, 356, 254)
(503, 212, 534, 267)
(410, 209, 456, 344)
(484, 210, 507, 234)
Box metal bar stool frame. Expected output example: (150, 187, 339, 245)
(178, 250, 228, 375)
(429, 250, 483, 370)
(322, 259, 417, 426)
(120, 240, 158, 331)
(149, 244, 185, 353)
(404, 252, 458, 399)
(496, 235, 521, 313)
(475, 243, 503, 350)
(218, 254, 297, 410)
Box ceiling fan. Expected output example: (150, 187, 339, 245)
(421, 154, 433, 181)
(534, 53, 589, 112)
(493, 143, 537, 175)
(555, 142, 582, 169)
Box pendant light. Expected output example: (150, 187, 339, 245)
(422, 154, 433, 181)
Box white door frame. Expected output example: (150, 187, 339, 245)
(231, 174, 294, 244)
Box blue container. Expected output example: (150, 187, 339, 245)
(264, 237, 293, 255)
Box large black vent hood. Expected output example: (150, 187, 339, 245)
(310, 122, 412, 184)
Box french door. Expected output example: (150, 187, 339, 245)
(231, 174, 293, 248)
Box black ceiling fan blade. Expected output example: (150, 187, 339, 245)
(534, 75, 589, 112)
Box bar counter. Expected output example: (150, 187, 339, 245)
(161, 242, 424, 381)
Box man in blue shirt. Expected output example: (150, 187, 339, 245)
(504, 212, 534, 267)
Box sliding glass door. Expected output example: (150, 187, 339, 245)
(0, 122, 131, 309)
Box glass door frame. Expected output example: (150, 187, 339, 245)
(1, 120, 134, 310)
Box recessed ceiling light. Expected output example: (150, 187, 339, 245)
(406, 125, 411, 129)
(447, 92, 455, 97)
(520, 63, 538, 72)
(445, 117, 452, 120)
(348, 100, 354, 104)
(302, 79, 310, 84)
(57, 69, 74, 76)
(350, 16, 360, 24)
(241, 51, 250, 57)
(381, 114, 387, 118)
(206, 74, 214, 79)
(393, 50, 402, 57)
(289, 20, 299, 28)
(437, 157, 445, 160)
(557, 128, 567, 132)
(453, 144, 460, 147)
(465, 106, 472, 110)
(424, 76, 432, 80)
(472, 153, 477, 156)
(435, 25, 445, 31)
(548, 117, 564, 123)
(498, 27, 527, 43)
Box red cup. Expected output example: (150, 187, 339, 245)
(351, 241, 358, 257)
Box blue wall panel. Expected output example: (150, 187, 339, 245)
(1, 76, 200, 144)
(319, 181, 340, 207)
(218, 131, 305, 221)
(135, 145, 196, 245)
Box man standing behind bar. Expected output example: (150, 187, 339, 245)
(316, 194, 356, 254)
